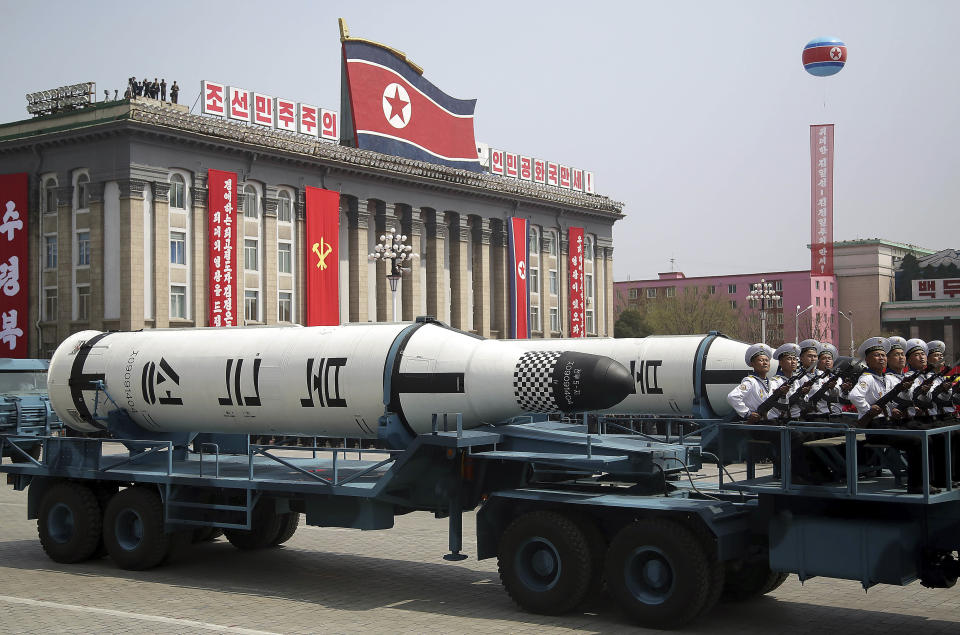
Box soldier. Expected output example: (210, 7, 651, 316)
(160, 79, 167, 101)
(727, 344, 775, 423)
(769, 343, 802, 420)
(788, 339, 823, 416)
(926, 340, 956, 420)
(170, 81, 180, 104)
(809, 343, 849, 419)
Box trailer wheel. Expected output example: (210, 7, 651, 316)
(224, 500, 283, 550)
(604, 519, 712, 629)
(103, 487, 170, 570)
(720, 558, 782, 602)
(91, 484, 119, 559)
(497, 511, 592, 615)
(37, 481, 103, 564)
(271, 512, 300, 546)
(570, 515, 607, 608)
(764, 572, 790, 594)
(192, 527, 224, 543)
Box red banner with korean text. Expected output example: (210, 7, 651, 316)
(207, 169, 238, 326)
(810, 125, 834, 276)
(508, 217, 529, 338)
(305, 187, 340, 326)
(0, 173, 28, 357)
(568, 227, 586, 338)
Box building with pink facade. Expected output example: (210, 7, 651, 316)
(614, 270, 838, 348)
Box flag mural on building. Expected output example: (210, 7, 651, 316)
(305, 186, 341, 326)
(508, 217, 530, 339)
(810, 125, 834, 276)
(0, 172, 28, 356)
(339, 21, 482, 172)
(207, 169, 238, 327)
(568, 227, 586, 338)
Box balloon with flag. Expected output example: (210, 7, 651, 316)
(803, 37, 847, 77)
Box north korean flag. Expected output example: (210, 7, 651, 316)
(342, 40, 482, 172)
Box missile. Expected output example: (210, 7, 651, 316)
(47, 320, 634, 438)
(508, 334, 754, 418)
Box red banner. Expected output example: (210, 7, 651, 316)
(0, 173, 28, 357)
(508, 217, 529, 338)
(568, 227, 585, 338)
(305, 187, 340, 326)
(207, 169, 238, 326)
(810, 124, 834, 276)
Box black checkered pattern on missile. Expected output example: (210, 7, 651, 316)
(514, 350, 561, 412)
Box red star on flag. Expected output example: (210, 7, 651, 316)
(384, 86, 409, 124)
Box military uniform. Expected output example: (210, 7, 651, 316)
(726, 344, 775, 419)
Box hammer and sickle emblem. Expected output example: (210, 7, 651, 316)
(312, 239, 333, 270)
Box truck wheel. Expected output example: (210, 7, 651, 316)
(103, 487, 170, 570)
(497, 511, 592, 615)
(271, 512, 300, 546)
(764, 572, 790, 594)
(37, 481, 103, 563)
(570, 515, 607, 608)
(604, 518, 712, 629)
(192, 527, 224, 543)
(224, 500, 283, 550)
(91, 484, 119, 558)
(720, 558, 782, 602)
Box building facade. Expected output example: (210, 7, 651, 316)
(0, 98, 623, 358)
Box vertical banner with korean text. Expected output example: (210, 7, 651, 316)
(207, 169, 238, 326)
(0, 173, 28, 357)
(305, 186, 340, 326)
(810, 124, 834, 276)
(508, 217, 529, 339)
(568, 227, 585, 338)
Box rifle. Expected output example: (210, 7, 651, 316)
(756, 369, 806, 419)
(911, 367, 951, 412)
(802, 358, 865, 414)
(788, 369, 827, 407)
(857, 373, 919, 428)
(928, 365, 960, 401)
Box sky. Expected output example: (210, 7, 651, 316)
(2, 0, 957, 281)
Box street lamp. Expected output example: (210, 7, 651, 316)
(746, 279, 780, 344)
(795, 304, 813, 344)
(369, 227, 416, 321)
(838, 310, 854, 357)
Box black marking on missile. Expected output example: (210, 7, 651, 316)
(385, 322, 428, 439)
(67, 332, 112, 430)
(218, 357, 263, 407)
(299, 357, 348, 407)
(394, 372, 465, 394)
(701, 369, 748, 385)
(514, 351, 561, 412)
(140, 357, 184, 406)
(629, 359, 664, 395)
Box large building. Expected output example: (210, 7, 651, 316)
(0, 95, 623, 358)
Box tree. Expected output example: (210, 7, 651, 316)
(643, 287, 744, 338)
(614, 308, 650, 338)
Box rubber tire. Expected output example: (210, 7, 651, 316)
(763, 572, 790, 594)
(91, 484, 119, 559)
(720, 558, 782, 602)
(604, 518, 712, 630)
(37, 481, 103, 564)
(192, 527, 224, 543)
(224, 499, 283, 550)
(103, 487, 170, 570)
(699, 559, 726, 618)
(498, 511, 592, 615)
(570, 515, 607, 608)
(271, 512, 300, 546)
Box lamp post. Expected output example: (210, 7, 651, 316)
(746, 279, 780, 345)
(369, 227, 416, 321)
(795, 304, 813, 344)
(838, 310, 854, 357)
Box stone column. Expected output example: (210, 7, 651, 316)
(295, 192, 306, 324)
(401, 206, 424, 321)
(559, 232, 569, 337)
(374, 202, 400, 322)
(346, 198, 369, 323)
(471, 216, 491, 337)
(55, 184, 73, 343)
(152, 181, 170, 328)
(425, 210, 446, 322)
(604, 247, 615, 336)
(191, 177, 208, 326)
(489, 220, 508, 339)
(25, 177, 40, 356)
(945, 320, 956, 361)
(118, 179, 146, 331)
(447, 212, 470, 329)
(263, 196, 278, 324)
(86, 181, 105, 331)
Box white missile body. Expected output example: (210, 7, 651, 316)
(510, 334, 756, 418)
(47, 322, 633, 437)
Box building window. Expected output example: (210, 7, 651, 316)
(647, 288, 657, 299)
(170, 285, 187, 318)
(44, 235, 57, 269)
(727, 284, 736, 294)
(708, 285, 716, 294)
(585, 273, 594, 300)
(76, 231, 90, 266)
(43, 179, 57, 214)
(77, 286, 90, 321)
(665, 286, 676, 298)
(586, 309, 595, 334)
(549, 270, 558, 295)
(816, 297, 820, 306)
(243, 185, 258, 219)
(628, 288, 638, 299)
(550, 307, 560, 332)
(729, 300, 737, 309)
(278, 243, 292, 274)
(778, 313, 784, 324)
(278, 292, 292, 322)
(244, 290, 259, 322)
(815, 280, 820, 290)
(530, 305, 541, 331)
(528, 227, 539, 254)
(169, 174, 186, 209)
(244, 239, 258, 271)
(277, 191, 292, 223)
(529, 266, 540, 294)
(774, 280, 782, 292)
(76, 173, 89, 209)
(170, 231, 186, 265)
(830, 298, 834, 307)
(43, 288, 57, 321)
(584, 236, 594, 262)
(543, 231, 557, 258)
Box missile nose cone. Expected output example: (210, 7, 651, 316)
(550, 352, 634, 412)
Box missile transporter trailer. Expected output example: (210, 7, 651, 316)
(3, 324, 960, 629)
(0, 358, 63, 462)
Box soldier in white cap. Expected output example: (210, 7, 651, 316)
(727, 344, 775, 423)
(788, 339, 825, 415)
(769, 343, 802, 419)
(926, 340, 956, 420)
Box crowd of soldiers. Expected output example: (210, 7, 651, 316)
(728, 337, 959, 493)
(124, 77, 179, 104)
